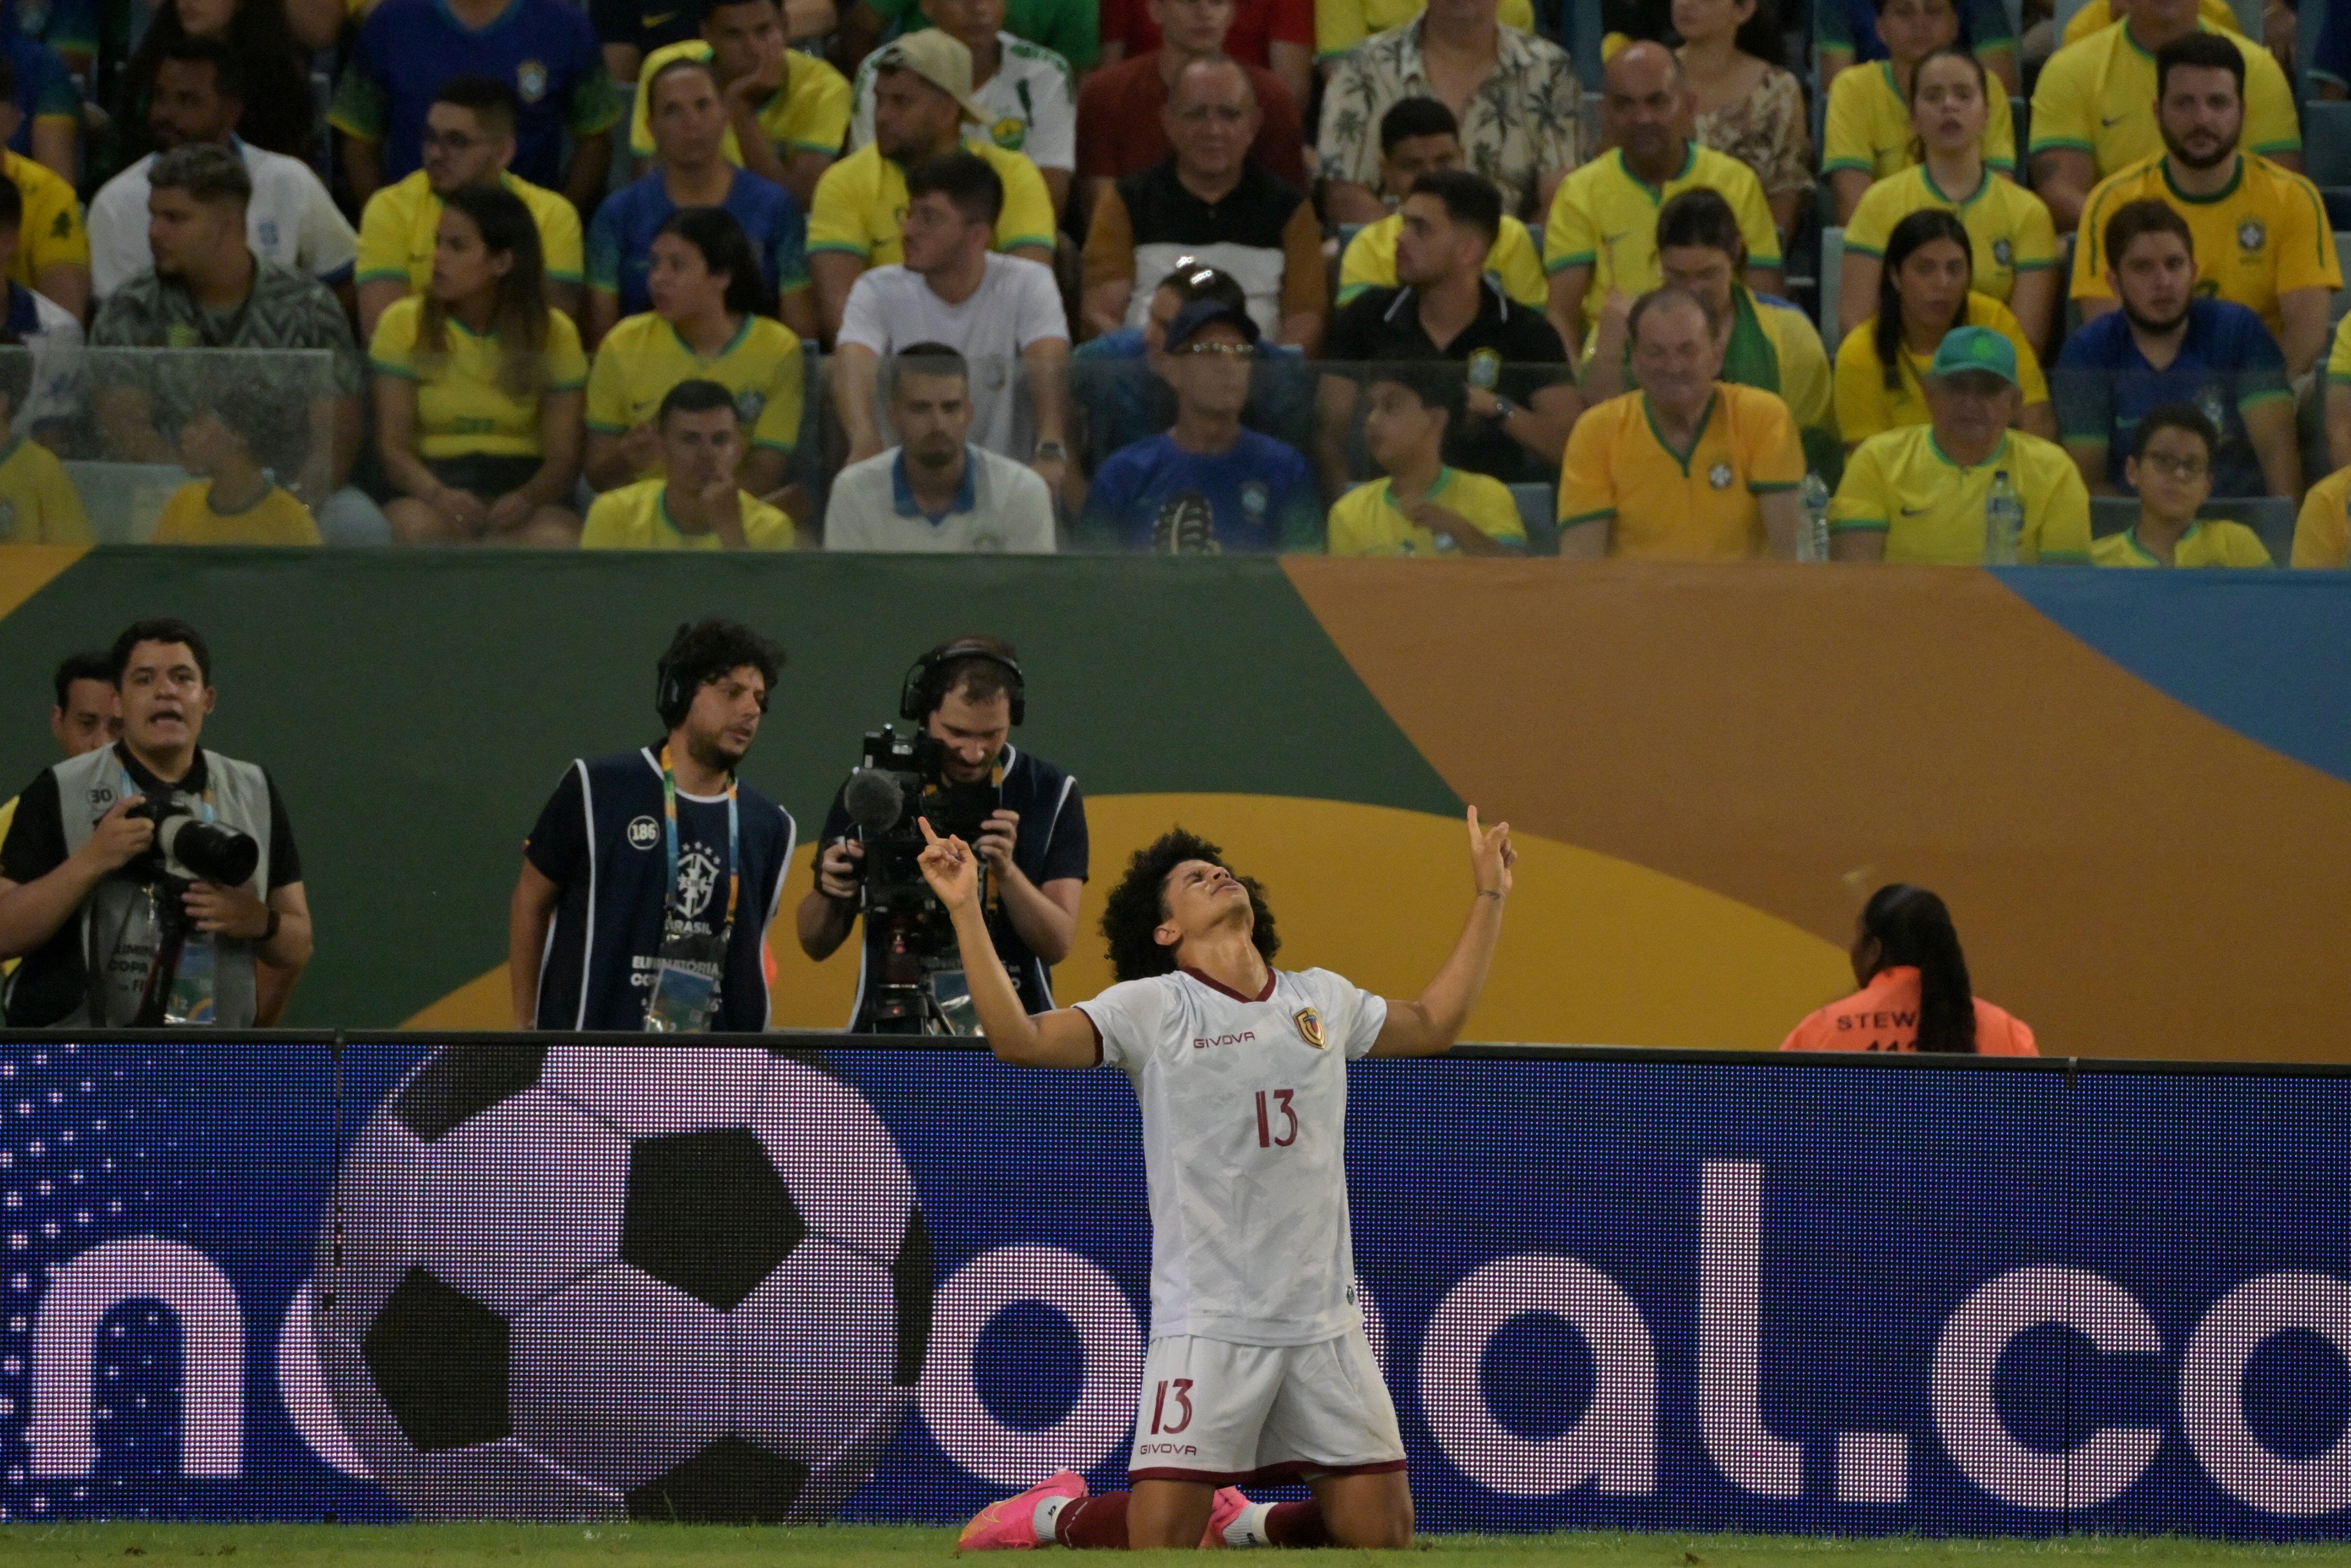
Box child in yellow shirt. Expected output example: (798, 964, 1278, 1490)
(0, 344, 88, 543)
(151, 396, 321, 547)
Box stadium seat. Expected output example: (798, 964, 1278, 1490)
(1511, 482, 1560, 555)
(2088, 494, 2295, 564)
(2304, 102, 2351, 187)
(1564, 0, 1604, 89)
(1821, 228, 1845, 354)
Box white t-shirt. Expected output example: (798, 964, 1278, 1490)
(835, 252, 1069, 460)
(850, 32, 1076, 171)
(1075, 966, 1389, 1346)
(823, 443, 1056, 552)
(87, 140, 359, 302)
(8, 283, 81, 431)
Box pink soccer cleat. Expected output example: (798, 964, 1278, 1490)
(958, 1468, 1089, 1550)
(1200, 1486, 1250, 1547)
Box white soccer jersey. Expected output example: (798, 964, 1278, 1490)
(849, 32, 1076, 171)
(1076, 966, 1388, 1347)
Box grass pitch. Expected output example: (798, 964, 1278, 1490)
(4, 1524, 2351, 1568)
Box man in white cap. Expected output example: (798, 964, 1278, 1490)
(807, 27, 1056, 342)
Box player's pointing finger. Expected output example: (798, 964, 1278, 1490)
(918, 816, 942, 845)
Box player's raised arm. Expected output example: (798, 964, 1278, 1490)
(1370, 806, 1516, 1058)
(916, 818, 1101, 1068)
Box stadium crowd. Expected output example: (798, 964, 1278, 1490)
(0, 0, 2342, 563)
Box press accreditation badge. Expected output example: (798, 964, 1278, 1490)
(644, 940, 724, 1033)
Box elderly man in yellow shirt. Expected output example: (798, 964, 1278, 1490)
(582, 379, 797, 549)
(1558, 286, 1805, 559)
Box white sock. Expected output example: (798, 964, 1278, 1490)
(1032, 1494, 1073, 1545)
(1223, 1501, 1275, 1547)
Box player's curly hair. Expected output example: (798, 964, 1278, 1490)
(1101, 829, 1280, 984)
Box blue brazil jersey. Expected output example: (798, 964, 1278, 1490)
(587, 167, 809, 317)
(2052, 297, 2291, 498)
(526, 746, 796, 1032)
(1077, 429, 1322, 554)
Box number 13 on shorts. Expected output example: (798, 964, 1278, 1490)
(1150, 1377, 1196, 1433)
(1255, 1088, 1296, 1147)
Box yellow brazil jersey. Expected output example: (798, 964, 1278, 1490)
(1822, 61, 2019, 181)
(355, 170, 586, 292)
(369, 297, 590, 458)
(1543, 146, 1780, 328)
(2030, 22, 2300, 176)
(807, 140, 1055, 265)
(1830, 424, 2092, 564)
(1843, 164, 2058, 305)
(0, 434, 87, 542)
(1742, 290, 1838, 450)
(2063, 0, 2238, 48)
(581, 477, 796, 549)
(586, 311, 805, 472)
(150, 481, 321, 545)
(1833, 292, 2050, 445)
(2090, 518, 2270, 567)
(6, 150, 85, 294)
(2292, 464, 2351, 567)
(1338, 213, 1547, 309)
(1316, 0, 1533, 58)
(627, 42, 852, 164)
(1558, 382, 1804, 559)
(1325, 467, 1528, 556)
(2070, 154, 2338, 338)
(2327, 311, 2351, 387)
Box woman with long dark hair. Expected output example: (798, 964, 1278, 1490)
(110, 0, 316, 170)
(583, 205, 802, 504)
(1833, 207, 2052, 448)
(371, 185, 586, 545)
(1780, 884, 2036, 1054)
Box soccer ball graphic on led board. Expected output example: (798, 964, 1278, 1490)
(312, 1041, 933, 1521)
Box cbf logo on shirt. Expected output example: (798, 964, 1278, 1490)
(735, 390, 767, 425)
(2239, 219, 2267, 254)
(517, 60, 551, 104)
(675, 844, 721, 919)
(1708, 462, 1733, 490)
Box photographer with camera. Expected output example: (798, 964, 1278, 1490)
(0, 618, 312, 1027)
(510, 618, 796, 1032)
(796, 636, 1086, 1032)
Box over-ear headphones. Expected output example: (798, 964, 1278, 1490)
(655, 622, 693, 729)
(900, 639, 1025, 726)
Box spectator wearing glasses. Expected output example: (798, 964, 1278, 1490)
(1838, 45, 2056, 349)
(587, 56, 813, 347)
(1319, 0, 1577, 227)
(1078, 298, 1320, 552)
(624, 0, 854, 210)
(1077, 0, 1309, 198)
(1822, 0, 2018, 223)
(1675, 0, 1813, 235)
(1830, 325, 2089, 563)
(1335, 98, 1546, 311)
(1083, 56, 1325, 352)
(1557, 286, 1805, 560)
(1834, 209, 2052, 451)
(1101, 0, 1312, 105)
(851, 0, 1076, 221)
(354, 77, 585, 341)
(2068, 34, 2335, 381)
(824, 342, 1058, 551)
(2055, 200, 2295, 502)
(2089, 403, 2270, 568)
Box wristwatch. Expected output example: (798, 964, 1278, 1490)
(1489, 395, 1519, 422)
(1033, 441, 1068, 461)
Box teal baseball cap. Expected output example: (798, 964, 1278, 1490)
(1928, 325, 2019, 387)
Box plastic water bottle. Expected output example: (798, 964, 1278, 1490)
(1984, 470, 2023, 565)
(1797, 473, 1832, 562)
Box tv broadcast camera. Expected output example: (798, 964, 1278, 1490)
(843, 725, 1001, 1033)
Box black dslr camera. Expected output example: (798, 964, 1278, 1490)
(844, 724, 1001, 1031)
(126, 792, 260, 890)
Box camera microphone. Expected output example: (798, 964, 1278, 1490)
(844, 767, 904, 835)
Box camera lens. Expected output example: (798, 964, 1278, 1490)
(159, 816, 260, 886)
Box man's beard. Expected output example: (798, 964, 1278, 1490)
(688, 729, 747, 772)
(2123, 299, 2192, 336)
(2161, 131, 2234, 172)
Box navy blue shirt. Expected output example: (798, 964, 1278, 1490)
(1077, 428, 1322, 552)
(818, 743, 1088, 1026)
(2052, 298, 2291, 497)
(587, 167, 809, 318)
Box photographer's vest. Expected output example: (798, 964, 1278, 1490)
(52, 745, 272, 1028)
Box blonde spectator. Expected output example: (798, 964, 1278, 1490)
(1674, 0, 1813, 234)
(1839, 45, 2057, 347)
(1823, 0, 2018, 223)
(371, 187, 587, 546)
(1834, 209, 2052, 448)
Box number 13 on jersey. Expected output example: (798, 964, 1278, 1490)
(1255, 1088, 1297, 1148)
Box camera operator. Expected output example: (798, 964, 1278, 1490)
(796, 636, 1087, 1031)
(510, 618, 796, 1032)
(0, 617, 312, 1027)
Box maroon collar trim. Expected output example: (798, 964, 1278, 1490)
(1181, 965, 1276, 1003)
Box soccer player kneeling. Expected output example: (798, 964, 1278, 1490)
(918, 808, 1516, 1550)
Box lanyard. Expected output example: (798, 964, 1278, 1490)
(658, 744, 739, 935)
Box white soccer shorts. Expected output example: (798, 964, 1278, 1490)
(1126, 1326, 1407, 1484)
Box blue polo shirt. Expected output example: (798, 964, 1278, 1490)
(330, 0, 622, 190)
(1076, 428, 1322, 554)
(586, 167, 809, 317)
(2052, 298, 2291, 498)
